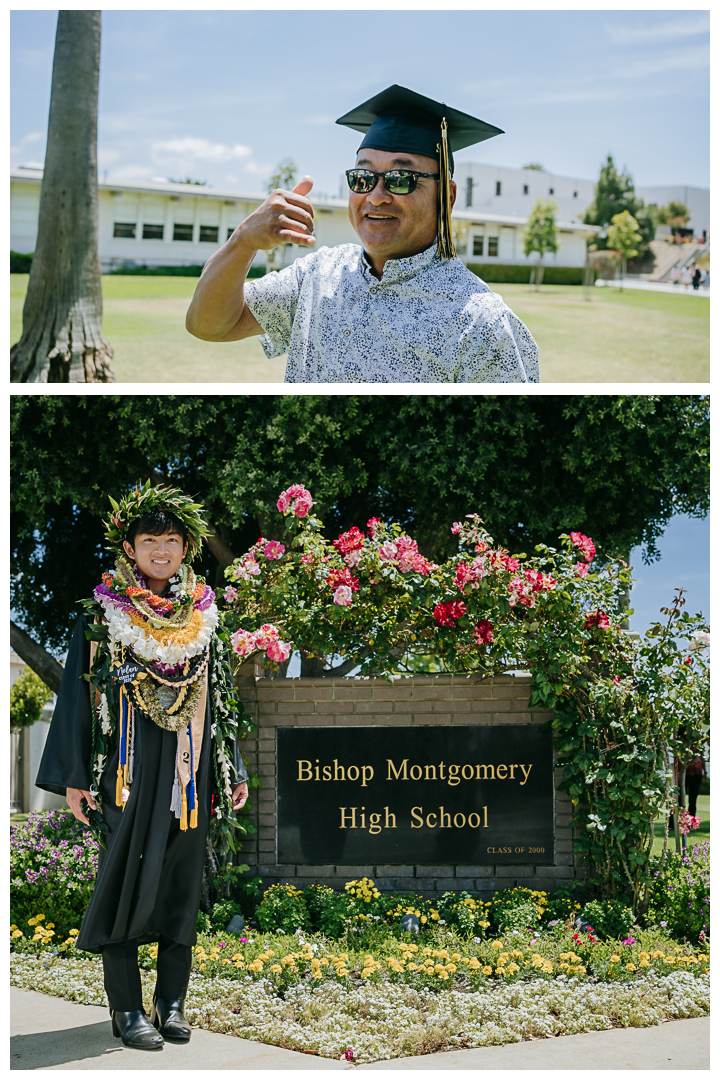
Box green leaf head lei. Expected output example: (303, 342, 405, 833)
(104, 480, 211, 562)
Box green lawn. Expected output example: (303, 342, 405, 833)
(650, 794, 709, 858)
(11, 274, 709, 383)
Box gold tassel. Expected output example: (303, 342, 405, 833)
(190, 806, 198, 829)
(180, 787, 188, 831)
(436, 118, 456, 260)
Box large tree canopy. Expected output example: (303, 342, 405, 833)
(11, 394, 708, 657)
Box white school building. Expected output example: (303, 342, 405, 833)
(11, 166, 596, 272)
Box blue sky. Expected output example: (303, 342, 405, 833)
(11, 9, 709, 200)
(629, 513, 709, 636)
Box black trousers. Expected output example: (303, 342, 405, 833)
(102, 935, 192, 1012)
(686, 774, 703, 817)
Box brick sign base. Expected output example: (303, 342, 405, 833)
(234, 672, 584, 898)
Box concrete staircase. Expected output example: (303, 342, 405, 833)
(638, 240, 709, 282)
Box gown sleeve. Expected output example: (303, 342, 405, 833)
(35, 615, 93, 796)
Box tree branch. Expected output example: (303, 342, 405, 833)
(205, 524, 235, 569)
(10, 621, 65, 694)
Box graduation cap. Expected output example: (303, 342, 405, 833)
(336, 84, 503, 259)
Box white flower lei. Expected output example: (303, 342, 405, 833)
(97, 596, 219, 666)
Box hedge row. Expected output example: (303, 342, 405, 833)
(10, 251, 33, 273)
(10, 254, 266, 279)
(467, 263, 591, 286)
(106, 264, 267, 278)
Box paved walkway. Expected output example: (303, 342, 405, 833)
(11, 987, 710, 1070)
(595, 278, 710, 297)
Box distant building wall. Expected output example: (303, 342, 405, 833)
(10, 650, 64, 815)
(455, 162, 596, 226)
(234, 673, 584, 898)
(635, 185, 710, 239)
(11, 168, 597, 272)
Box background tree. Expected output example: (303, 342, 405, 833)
(11, 395, 708, 673)
(583, 154, 656, 256)
(523, 199, 559, 289)
(265, 157, 299, 272)
(606, 210, 642, 289)
(10, 10, 114, 383)
(10, 670, 53, 732)
(657, 201, 690, 233)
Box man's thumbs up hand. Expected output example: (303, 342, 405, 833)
(232, 174, 316, 252)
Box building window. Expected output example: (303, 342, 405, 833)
(227, 227, 236, 240)
(523, 184, 529, 195)
(465, 177, 473, 208)
(199, 225, 219, 243)
(488, 237, 499, 257)
(472, 235, 484, 256)
(113, 222, 136, 238)
(142, 223, 164, 240)
(495, 181, 502, 196)
(173, 223, 194, 242)
(573, 191, 578, 198)
(549, 187, 554, 195)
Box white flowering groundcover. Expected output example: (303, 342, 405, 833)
(10, 954, 708, 1063)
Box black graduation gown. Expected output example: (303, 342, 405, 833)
(36, 615, 247, 953)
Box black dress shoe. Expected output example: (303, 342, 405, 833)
(110, 1008, 164, 1050)
(149, 996, 192, 1041)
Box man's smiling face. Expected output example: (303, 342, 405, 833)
(347, 148, 456, 276)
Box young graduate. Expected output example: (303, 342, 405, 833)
(36, 483, 249, 1051)
(186, 84, 539, 384)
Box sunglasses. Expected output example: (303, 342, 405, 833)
(346, 168, 439, 195)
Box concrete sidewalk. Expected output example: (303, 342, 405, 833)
(11, 987, 710, 1071)
(595, 278, 710, 297)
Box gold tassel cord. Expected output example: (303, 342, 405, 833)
(180, 786, 188, 831)
(436, 118, 456, 260)
(115, 685, 125, 808)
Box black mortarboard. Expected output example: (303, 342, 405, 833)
(336, 85, 503, 259)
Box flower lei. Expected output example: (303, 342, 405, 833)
(93, 559, 218, 668)
(81, 598, 255, 854)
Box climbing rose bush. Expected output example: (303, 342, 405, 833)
(222, 486, 709, 914)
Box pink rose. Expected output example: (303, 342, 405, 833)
(575, 562, 589, 578)
(570, 531, 596, 563)
(263, 540, 286, 560)
(378, 540, 398, 562)
(584, 610, 610, 630)
(223, 585, 238, 603)
(474, 619, 494, 646)
(433, 600, 467, 627)
(344, 549, 362, 568)
(333, 585, 353, 606)
(333, 526, 365, 555)
(451, 522, 462, 534)
(255, 623, 280, 650)
(267, 640, 292, 663)
(230, 629, 257, 657)
(277, 484, 313, 517)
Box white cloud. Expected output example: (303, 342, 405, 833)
(613, 43, 709, 81)
(605, 15, 709, 45)
(151, 137, 252, 163)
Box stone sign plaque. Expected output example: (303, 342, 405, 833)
(277, 725, 554, 865)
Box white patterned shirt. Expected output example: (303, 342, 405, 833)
(244, 243, 539, 383)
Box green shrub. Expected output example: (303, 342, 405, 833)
(646, 841, 709, 942)
(488, 887, 547, 931)
(437, 891, 491, 937)
(495, 901, 540, 933)
(581, 899, 635, 940)
(10, 669, 53, 731)
(105, 264, 266, 278)
(304, 884, 348, 938)
(254, 883, 310, 933)
(209, 899, 246, 934)
(466, 263, 589, 285)
(11, 251, 33, 273)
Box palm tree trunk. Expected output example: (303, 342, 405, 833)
(10, 10, 114, 383)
